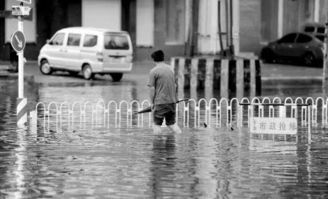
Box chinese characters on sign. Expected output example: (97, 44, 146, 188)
(250, 117, 297, 135)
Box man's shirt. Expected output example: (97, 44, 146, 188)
(147, 62, 177, 105)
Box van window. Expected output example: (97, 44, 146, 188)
(104, 34, 129, 50)
(83, 34, 97, 47)
(50, 33, 65, 46)
(67, 33, 81, 47)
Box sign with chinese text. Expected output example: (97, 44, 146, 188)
(250, 117, 297, 135)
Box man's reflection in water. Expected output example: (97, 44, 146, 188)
(149, 134, 177, 198)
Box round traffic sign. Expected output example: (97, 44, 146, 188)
(11, 31, 26, 52)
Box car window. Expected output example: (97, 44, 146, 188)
(317, 27, 326, 33)
(50, 33, 65, 46)
(296, 34, 312, 43)
(278, 33, 297, 43)
(83, 34, 98, 47)
(316, 35, 325, 42)
(104, 34, 129, 50)
(304, 26, 315, 33)
(67, 33, 81, 47)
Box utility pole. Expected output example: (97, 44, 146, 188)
(323, 22, 328, 96)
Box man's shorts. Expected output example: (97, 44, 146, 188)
(153, 103, 176, 126)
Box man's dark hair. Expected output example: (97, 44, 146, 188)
(151, 50, 164, 62)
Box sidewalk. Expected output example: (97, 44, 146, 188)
(261, 63, 323, 86)
(0, 61, 15, 78)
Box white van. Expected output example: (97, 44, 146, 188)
(38, 27, 133, 81)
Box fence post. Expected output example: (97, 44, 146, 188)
(308, 105, 312, 144)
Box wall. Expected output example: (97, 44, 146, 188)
(0, 1, 5, 60)
(82, 0, 121, 30)
(239, 0, 261, 54)
(197, 0, 220, 54)
(136, 0, 154, 47)
(318, 0, 328, 23)
(35, 0, 81, 60)
(135, 0, 186, 61)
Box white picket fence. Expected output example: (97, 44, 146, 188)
(31, 97, 328, 133)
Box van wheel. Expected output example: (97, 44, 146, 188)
(82, 64, 94, 80)
(40, 60, 52, 75)
(110, 73, 123, 82)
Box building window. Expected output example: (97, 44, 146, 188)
(166, 0, 185, 44)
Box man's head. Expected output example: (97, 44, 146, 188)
(151, 50, 164, 62)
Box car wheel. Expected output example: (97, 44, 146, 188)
(303, 53, 315, 66)
(40, 60, 52, 75)
(110, 73, 123, 82)
(261, 48, 275, 63)
(82, 64, 94, 80)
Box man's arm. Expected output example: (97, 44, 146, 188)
(175, 78, 179, 102)
(148, 86, 155, 105)
(147, 70, 156, 106)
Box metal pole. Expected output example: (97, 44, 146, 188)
(323, 22, 328, 95)
(17, 16, 24, 98)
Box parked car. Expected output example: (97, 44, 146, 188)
(302, 22, 327, 42)
(260, 32, 324, 66)
(38, 27, 133, 81)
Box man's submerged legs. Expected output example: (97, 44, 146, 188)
(153, 124, 162, 134)
(167, 123, 182, 134)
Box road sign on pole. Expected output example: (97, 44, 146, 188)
(15, 15, 27, 128)
(10, 30, 26, 52)
(16, 0, 32, 4)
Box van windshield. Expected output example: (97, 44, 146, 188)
(104, 34, 129, 50)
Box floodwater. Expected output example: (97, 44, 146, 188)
(1, 78, 328, 199)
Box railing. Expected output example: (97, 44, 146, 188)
(31, 97, 328, 133)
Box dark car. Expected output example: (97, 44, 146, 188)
(260, 32, 324, 66)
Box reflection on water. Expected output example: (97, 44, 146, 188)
(1, 127, 328, 198)
(38, 81, 141, 103)
(1, 79, 328, 198)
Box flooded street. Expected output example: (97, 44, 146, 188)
(0, 64, 328, 198)
(3, 126, 328, 198)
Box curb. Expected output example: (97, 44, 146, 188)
(0, 71, 35, 83)
(262, 76, 322, 86)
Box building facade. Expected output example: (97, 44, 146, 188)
(0, 0, 327, 61)
(0, 0, 189, 61)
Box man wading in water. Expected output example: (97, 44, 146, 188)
(147, 50, 182, 134)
